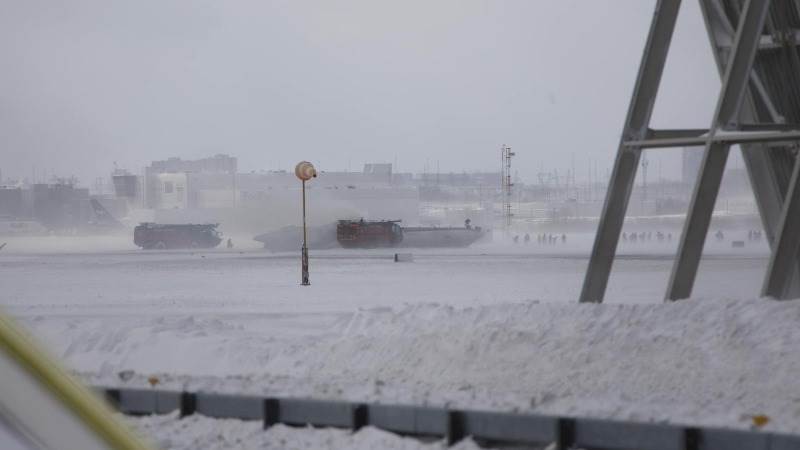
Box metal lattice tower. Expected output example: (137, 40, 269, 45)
(501, 145, 515, 230)
(581, 0, 800, 303)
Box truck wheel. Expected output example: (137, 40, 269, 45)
(154, 241, 167, 250)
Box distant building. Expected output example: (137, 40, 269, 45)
(31, 183, 90, 230)
(111, 171, 139, 200)
(417, 171, 501, 187)
(135, 159, 422, 230)
(148, 154, 237, 174)
(144, 155, 237, 209)
(0, 186, 24, 218)
(363, 163, 392, 183)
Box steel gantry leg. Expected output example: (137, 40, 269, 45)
(579, 0, 682, 303)
(665, 0, 771, 301)
(762, 152, 800, 299)
(699, 0, 800, 298)
(666, 143, 731, 300)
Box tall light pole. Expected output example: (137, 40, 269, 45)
(641, 154, 649, 201)
(295, 161, 317, 286)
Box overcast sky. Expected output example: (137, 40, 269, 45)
(1, 0, 722, 186)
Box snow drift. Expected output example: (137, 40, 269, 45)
(18, 297, 800, 434)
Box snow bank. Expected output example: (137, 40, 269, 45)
(21, 297, 800, 434)
(126, 412, 484, 450)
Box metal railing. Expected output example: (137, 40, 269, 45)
(98, 386, 800, 449)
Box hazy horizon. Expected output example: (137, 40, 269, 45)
(2, 0, 723, 186)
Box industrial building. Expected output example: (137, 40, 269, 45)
(0, 181, 91, 233)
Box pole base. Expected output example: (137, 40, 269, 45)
(301, 245, 310, 286)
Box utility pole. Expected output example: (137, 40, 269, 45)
(501, 145, 515, 233)
(232, 170, 237, 208)
(295, 161, 317, 286)
(571, 152, 576, 196)
(641, 154, 649, 201)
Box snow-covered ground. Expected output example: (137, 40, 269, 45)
(2, 234, 796, 448)
(0, 233, 771, 309)
(127, 414, 485, 450)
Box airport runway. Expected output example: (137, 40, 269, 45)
(0, 234, 772, 312)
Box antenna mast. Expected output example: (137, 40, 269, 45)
(501, 145, 515, 232)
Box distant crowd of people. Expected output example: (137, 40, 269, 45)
(714, 229, 763, 242)
(621, 231, 672, 243)
(620, 229, 764, 244)
(512, 233, 567, 245)
(505, 228, 764, 247)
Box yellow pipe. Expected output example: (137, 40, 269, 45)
(0, 312, 152, 450)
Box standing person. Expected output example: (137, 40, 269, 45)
(226, 238, 234, 249)
(524, 233, 531, 244)
(561, 233, 566, 244)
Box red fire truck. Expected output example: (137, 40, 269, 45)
(336, 219, 404, 248)
(134, 223, 222, 250)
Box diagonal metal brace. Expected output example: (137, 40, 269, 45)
(666, 0, 771, 301)
(579, 0, 682, 303)
(762, 152, 800, 299)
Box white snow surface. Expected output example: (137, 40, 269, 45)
(43, 298, 800, 435)
(1, 235, 797, 447)
(125, 413, 485, 450)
